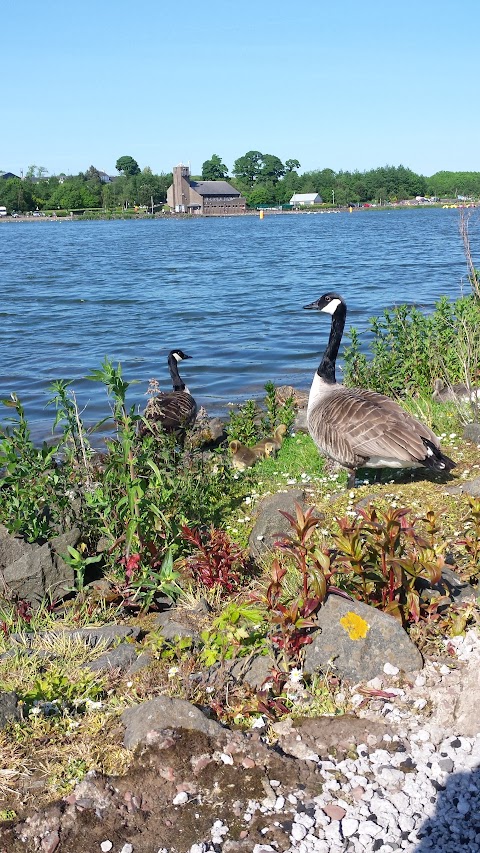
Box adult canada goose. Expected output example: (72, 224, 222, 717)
(229, 439, 276, 471)
(432, 378, 480, 403)
(140, 349, 197, 436)
(303, 293, 456, 486)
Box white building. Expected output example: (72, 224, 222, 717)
(290, 192, 323, 207)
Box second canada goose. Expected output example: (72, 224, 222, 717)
(140, 349, 197, 436)
(432, 378, 480, 403)
(303, 293, 456, 486)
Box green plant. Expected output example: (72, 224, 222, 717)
(331, 505, 446, 625)
(21, 667, 104, 714)
(63, 545, 103, 593)
(261, 381, 296, 434)
(252, 504, 341, 674)
(199, 600, 265, 666)
(226, 398, 260, 445)
(343, 295, 480, 399)
(181, 524, 253, 592)
(47, 379, 93, 480)
(0, 395, 72, 541)
(457, 496, 480, 582)
(124, 547, 182, 612)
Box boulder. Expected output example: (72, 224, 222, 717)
(0, 524, 79, 605)
(122, 696, 224, 749)
(248, 489, 311, 559)
(303, 595, 423, 682)
(0, 691, 20, 728)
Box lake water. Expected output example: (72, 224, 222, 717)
(0, 209, 469, 443)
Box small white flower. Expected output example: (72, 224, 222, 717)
(168, 667, 179, 679)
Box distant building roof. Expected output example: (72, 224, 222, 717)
(290, 192, 322, 203)
(0, 171, 19, 180)
(190, 180, 241, 197)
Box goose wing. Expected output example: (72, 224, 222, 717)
(144, 391, 197, 431)
(309, 386, 439, 468)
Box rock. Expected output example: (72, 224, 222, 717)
(444, 474, 480, 497)
(463, 422, 480, 444)
(122, 696, 224, 749)
(248, 490, 310, 559)
(154, 609, 201, 641)
(0, 524, 79, 605)
(0, 691, 20, 728)
(85, 643, 139, 673)
(272, 714, 391, 762)
(419, 565, 477, 606)
(229, 653, 275, 691)
(303, 595, 423, 682)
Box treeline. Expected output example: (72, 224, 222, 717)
(0, 162, 171, 213)
(1, 153, 479, 213)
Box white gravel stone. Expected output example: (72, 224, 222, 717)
(100, 844, 113, 853)
(172, 791, 189, 805)
(341, 817, 359, 837)
(290, 822, 308, 841)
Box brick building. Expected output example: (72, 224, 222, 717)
(167, 164, 246, 215)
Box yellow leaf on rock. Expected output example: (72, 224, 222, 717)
(339, 611, 370, 640)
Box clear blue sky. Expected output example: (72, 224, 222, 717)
(3, 0, 479, 178)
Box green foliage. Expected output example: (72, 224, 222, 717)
(201, 154, 228, 181)
(226, 399, 261, 445)
(226, 382, 295, 445)
(181, 525, 252, 593)
(115, 155, 141, 176)
(63, 546, 103, 593)
(125, 547, 182, 612)
(0, 395, 73, 542)
(343, 294, 480, 397)
(332, 505, 447, 625)
(21, 666, 104, 713)
(457, 496, 480, 582)
(199, 601, 266, 666)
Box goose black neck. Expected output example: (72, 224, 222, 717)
(318, 302, 346, 384)
(168, 355, 185, 392)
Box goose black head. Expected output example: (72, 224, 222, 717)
(303, 293, 346, 315)
(168, 349, 192, 362)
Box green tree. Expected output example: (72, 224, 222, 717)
(115, 156, 140, 176)
(260, 154, 285, 184)
(201, 154, 228, 180)
(0, 178, 34, 212)
(285, 159, 301, 172)
(233, 150, 263, 187)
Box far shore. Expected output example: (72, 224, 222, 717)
(0, 202, 475, 224)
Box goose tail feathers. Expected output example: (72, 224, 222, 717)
(421, 438, 456, 472)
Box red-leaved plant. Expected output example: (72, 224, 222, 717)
(180, 524, 252, 593)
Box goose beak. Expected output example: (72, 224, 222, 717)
(303, 299, 320, 310)
(184, 354, 192, 359)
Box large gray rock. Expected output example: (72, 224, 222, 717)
(463, 422, 480, 445)
(0, 524, 79, 604)
(445, 474, 480, 497)
(86, 643, 139, 673)
(303, 595, 423, 682)
(0, 691, 20, 728)
(122, 696, 224, 749)
(248, 489, 311, 559)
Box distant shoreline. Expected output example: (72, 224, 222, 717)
(0, 203, 475, 224)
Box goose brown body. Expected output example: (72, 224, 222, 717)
(304, 293, 456, 484)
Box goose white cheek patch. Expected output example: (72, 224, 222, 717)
(321, 298, 342, 315)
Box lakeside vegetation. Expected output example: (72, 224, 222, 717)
(1, 153, 480, 214)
